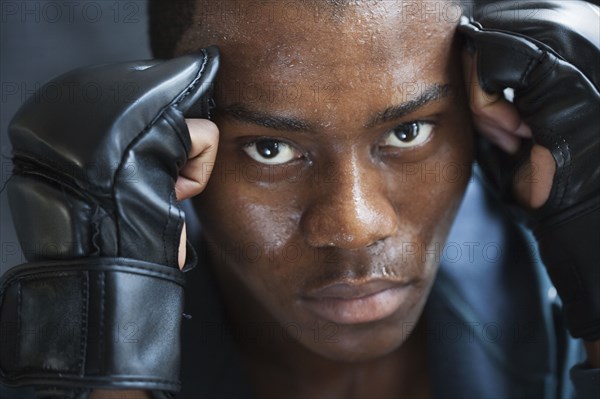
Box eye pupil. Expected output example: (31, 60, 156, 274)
(256, 140, 279, 158)
(394, 122, 419, 142)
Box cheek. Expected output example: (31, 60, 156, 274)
(192, 155, 306, 290)
(388, 120, 474, 263)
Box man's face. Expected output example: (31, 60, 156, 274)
(184, 2, 473, 361)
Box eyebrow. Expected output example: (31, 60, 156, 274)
(218, 83, 452, 132)
(219, 103, 315, 132)
(365, 83, 452, 128)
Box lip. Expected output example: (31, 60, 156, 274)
(301, 280, 412, 325)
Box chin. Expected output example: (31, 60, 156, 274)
(296, 305, 425, 363)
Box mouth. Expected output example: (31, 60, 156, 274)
(300, 280, 413, 325)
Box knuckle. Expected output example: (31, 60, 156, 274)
(470, 100, 484, 115)
(199, 119, 219, 134)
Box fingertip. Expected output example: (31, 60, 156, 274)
(175, 175, 204, 201)
(515, 121, 532, 138)
(185, 118, 219, 136)
(475, 119, 521, 154)
(184, 118, 220, 159)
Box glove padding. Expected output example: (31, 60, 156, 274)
(458, 1, 600, 340)
(0, 47, 219, 396)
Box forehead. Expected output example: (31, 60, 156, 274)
(177, 1, 459, 121)
(178, 1, 458, 70)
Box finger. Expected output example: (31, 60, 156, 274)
(473, 118, 521, 154)
(462, 48, 501, 107)
(514, 121, 532, 138)
(462, 47, 555, 210)
(463, 48, 518, 154)
(175, 119, 218, 269)
(463, 49, 532, 143)
(513, 144, 556, 209)
(178, 222, 187, 270)
(473, 97, 532, 139)
(175, 118, 219, 201)
(187, 118, 220, 159)
(175, 175, 206, 202)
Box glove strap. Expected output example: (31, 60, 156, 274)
(0, 258, 185, 392)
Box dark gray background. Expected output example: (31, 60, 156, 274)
(1, 1, 151, 273)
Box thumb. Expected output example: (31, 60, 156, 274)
(175, 118, 220, 269)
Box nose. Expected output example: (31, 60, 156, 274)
(300, 152, 398, 249)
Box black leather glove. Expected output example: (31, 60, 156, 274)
(458, 1, 600, 340)
(0, 47, 219, 398)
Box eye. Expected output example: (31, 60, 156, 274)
(243, 139, 302, 165)
(381, 122, 434, 148)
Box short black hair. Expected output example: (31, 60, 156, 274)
(148, 0, 411, 58)
(148, 0, 195, 59)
